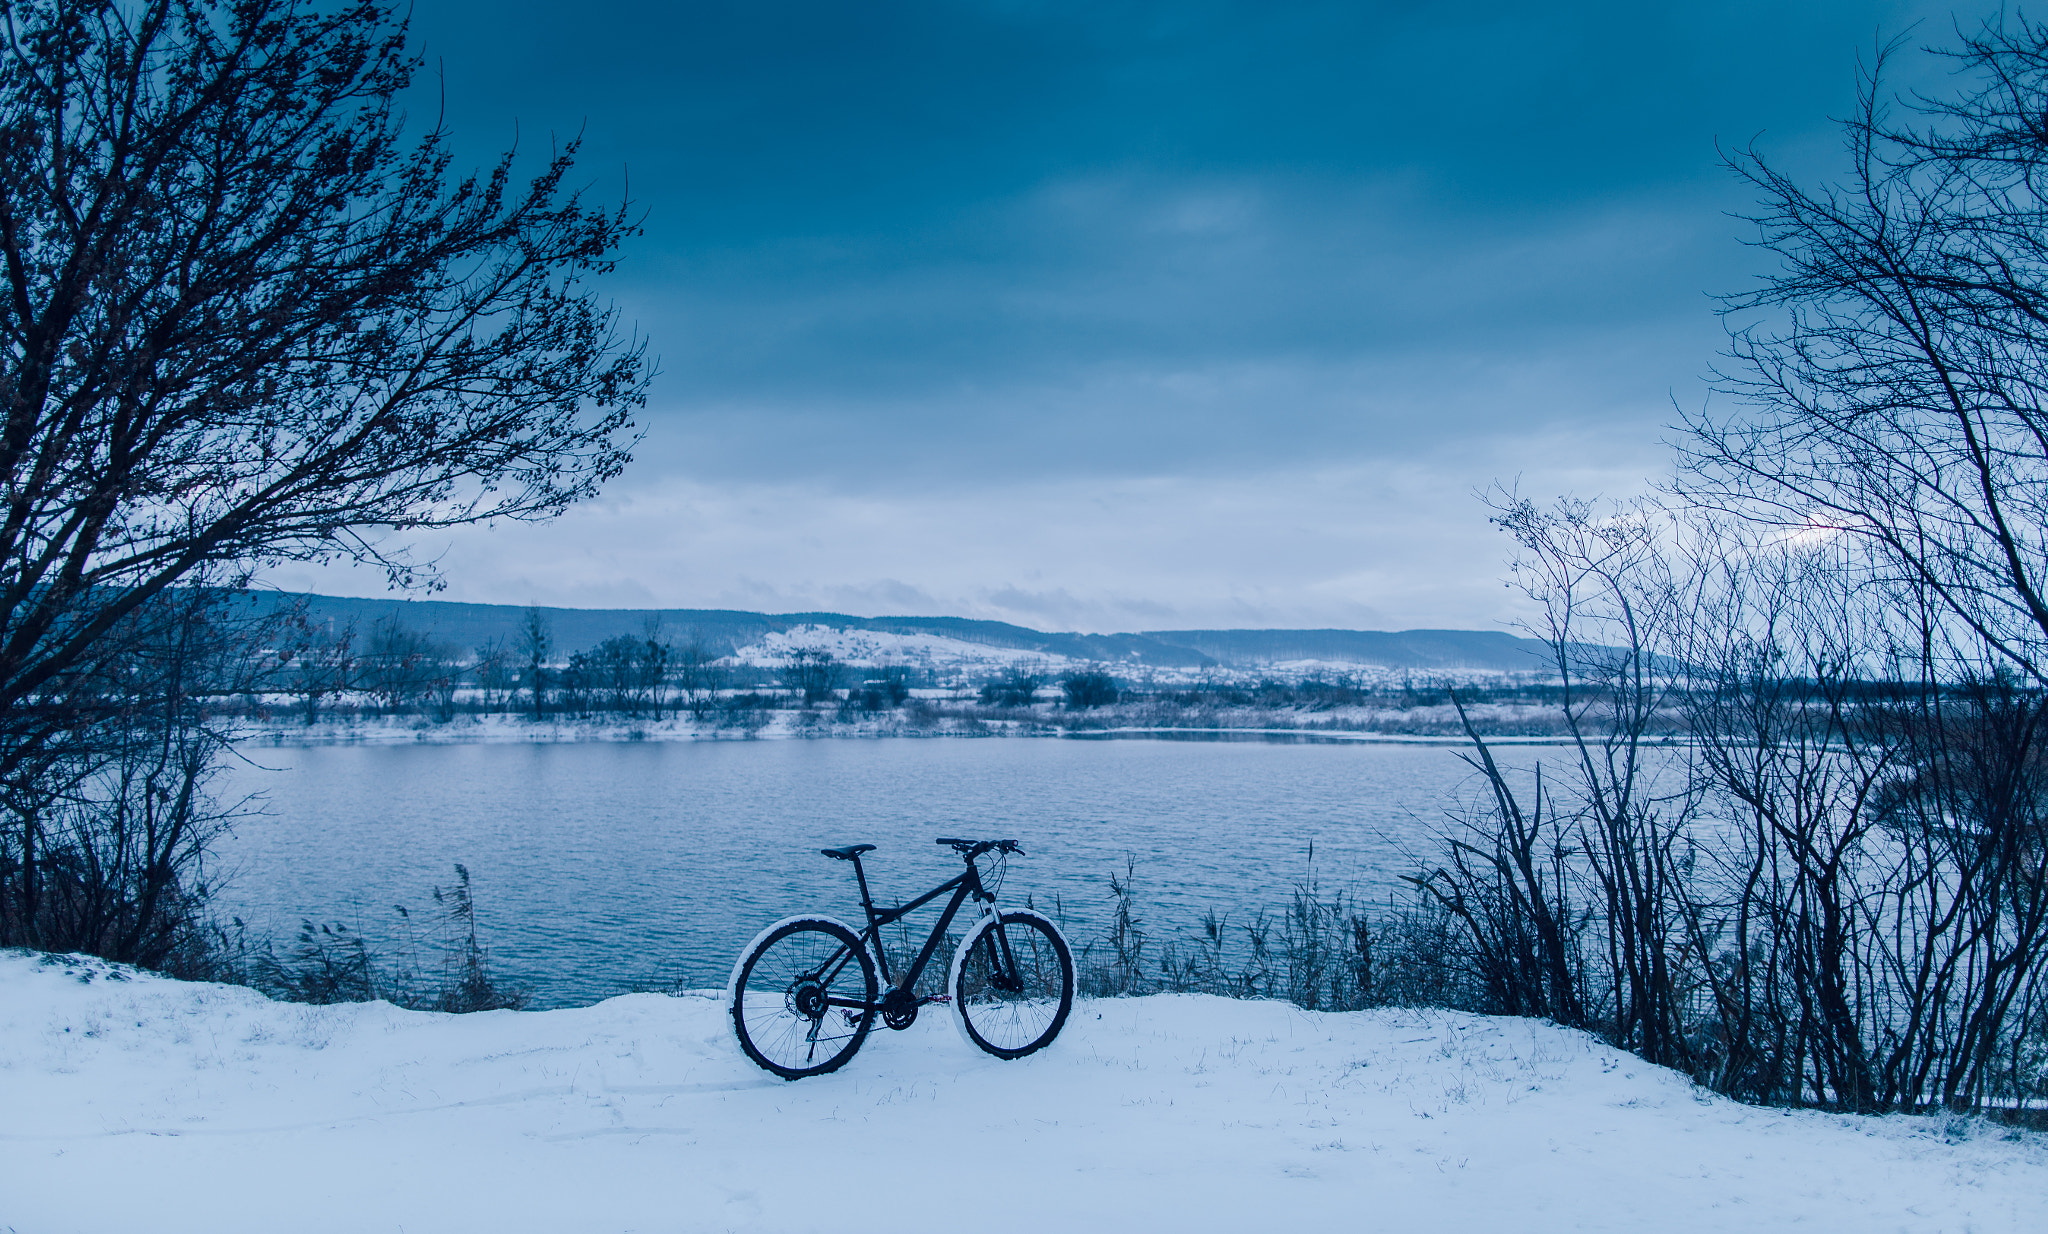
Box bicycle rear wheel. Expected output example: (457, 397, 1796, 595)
(949, 909, 1075, 1059)
(729, 916, 878, 1079)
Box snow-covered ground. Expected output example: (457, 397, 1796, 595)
(4, 950, 2040, 1234)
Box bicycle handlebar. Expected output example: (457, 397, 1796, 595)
(935, 837, 1022, 857)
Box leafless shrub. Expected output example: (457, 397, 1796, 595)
(1403, 493, 2048, 1114)
(0, 590, 267, 974)
(249, 865, 525, 1012)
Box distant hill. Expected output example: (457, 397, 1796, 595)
(247, 593, 1552, 672)
(250, 595, 1216, 667)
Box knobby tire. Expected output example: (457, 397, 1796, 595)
(728, 916, 878, 1080)
(949, 909, 1075, 1059)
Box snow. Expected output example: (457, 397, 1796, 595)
(3, 949, 2042, 1233)
(725, 623, 1546, 689)
(732, 624, 1067, 673)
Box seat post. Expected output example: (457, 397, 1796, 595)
(850, 856, 877, 925)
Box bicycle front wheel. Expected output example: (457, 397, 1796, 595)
(949, 909, 1075, 1059)
(729, 915, 878, 1079)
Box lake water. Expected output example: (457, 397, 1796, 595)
(212, 735, 1527, 1007)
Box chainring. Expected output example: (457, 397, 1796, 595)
(880, 984, 920, 1030)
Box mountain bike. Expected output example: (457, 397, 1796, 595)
(727, 837, 1076, 1080)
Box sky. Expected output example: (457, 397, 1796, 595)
(269, 0, 2003, 633)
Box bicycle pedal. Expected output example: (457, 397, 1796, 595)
(921, 994, 951, 1005)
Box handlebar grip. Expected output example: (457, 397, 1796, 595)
(936, 837, 965, 846)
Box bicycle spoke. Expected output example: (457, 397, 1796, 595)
(954, 912, 1074, 1058)
(731, 919, 877, 1078)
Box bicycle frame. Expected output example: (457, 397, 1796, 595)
(827, 853, 1012, 1012)
(729, 837, 1072, 1078)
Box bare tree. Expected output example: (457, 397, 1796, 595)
(780, 648, 838, 707)
(636, 616, 670, 716)
(518, 607, 551, 719)
(1418, 495, 1699, 1061)
(1686, 16, 2048, 685)
(356, 615, 438, 715)
(0, 1, 645, 968)
(1422, 492, 2048, 1113)
(673, 632, 722, 715)
(1659, 14, 2048, 1111)
(472, 637, 512, 714)
(277, 611, 356, 725)
(0, 588, 262, 968)
(577, 629, 667, 715)
(0, 0, 644, 762)
(1060, 670, 1118, 710)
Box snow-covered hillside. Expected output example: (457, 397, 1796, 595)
(725, 623, 1538, 689)
(2, 951, 2039, 1232)
(730, 623, 1070, 676)
(257, 594, 1560, 684)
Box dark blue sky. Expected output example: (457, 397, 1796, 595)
(282, 0, 1997, 631)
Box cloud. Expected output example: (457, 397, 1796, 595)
(295, 0, 1998, 627)
(269, 420, 1662, 633)
(642, 170, 1735, 403)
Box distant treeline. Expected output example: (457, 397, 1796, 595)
(225, 607, 1571, 724)
(242, 592, 1562, 675)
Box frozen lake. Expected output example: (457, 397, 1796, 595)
(212, 735, 1522, 1006)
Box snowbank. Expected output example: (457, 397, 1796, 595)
(1, 950, 2040, 1233)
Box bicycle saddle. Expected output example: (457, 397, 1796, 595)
(820, 843, 877, 861)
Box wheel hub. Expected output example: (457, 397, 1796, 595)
(789, 977, 829, 1020)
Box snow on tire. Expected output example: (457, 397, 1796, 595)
(948, 908, 1075, 1059)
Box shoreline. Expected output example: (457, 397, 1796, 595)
(232, 711, 1598, 748)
